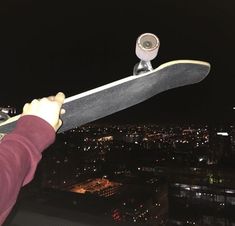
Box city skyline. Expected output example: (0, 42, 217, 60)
(14, 122, 235, 225)
(0, 0, 235, 124)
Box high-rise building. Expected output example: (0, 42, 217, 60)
(209, 124, 232, 164)
(230, 125, 235, 153)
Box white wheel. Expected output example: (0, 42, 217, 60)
(135, 33, 160, 61)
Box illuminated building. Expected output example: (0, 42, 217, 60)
(69, 178, 122, 198)
(97, 136, 113, 142)
(230, 125, 235, 153)
(209, 125, 232, 164)
(168, 167, 235, 225)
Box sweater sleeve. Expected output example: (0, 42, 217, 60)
(0, 115, 56, 225)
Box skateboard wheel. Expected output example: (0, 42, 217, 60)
(135, 33, 160, 61)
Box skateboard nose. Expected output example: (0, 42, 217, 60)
(136, 33, 160, 61)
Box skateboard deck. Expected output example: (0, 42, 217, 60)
(0, 59, 210, 134)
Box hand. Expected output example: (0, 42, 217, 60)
(22, 92, 65, 131)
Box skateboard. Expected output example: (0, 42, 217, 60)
(0, 33, 211, 134)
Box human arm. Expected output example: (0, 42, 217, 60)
(0, 92, 65, 225)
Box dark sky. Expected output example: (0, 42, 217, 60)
(0, 0, 235, 124)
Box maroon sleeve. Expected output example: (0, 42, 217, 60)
(0, 115, 56, 225)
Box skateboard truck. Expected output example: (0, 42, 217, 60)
(0, 112, 10, 123)
(0, 112, 10, 140)
(133, 33, 160, 75)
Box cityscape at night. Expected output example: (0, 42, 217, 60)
(4, 121, 234, 225)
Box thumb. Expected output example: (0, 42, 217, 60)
(55, 119, 63, 131)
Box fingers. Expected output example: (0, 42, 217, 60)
(23, 103, 30, 113)
(54, 119, 63, 131)
(34, 92, 65, 103)
(58, 119, 63, 129)
(21, 92, 66, 132)
(60, 108, 66, 115)
(48, 96, 55, 101)
(54, 92, 65, 105)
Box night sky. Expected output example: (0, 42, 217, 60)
(0, 0, 235, 124)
